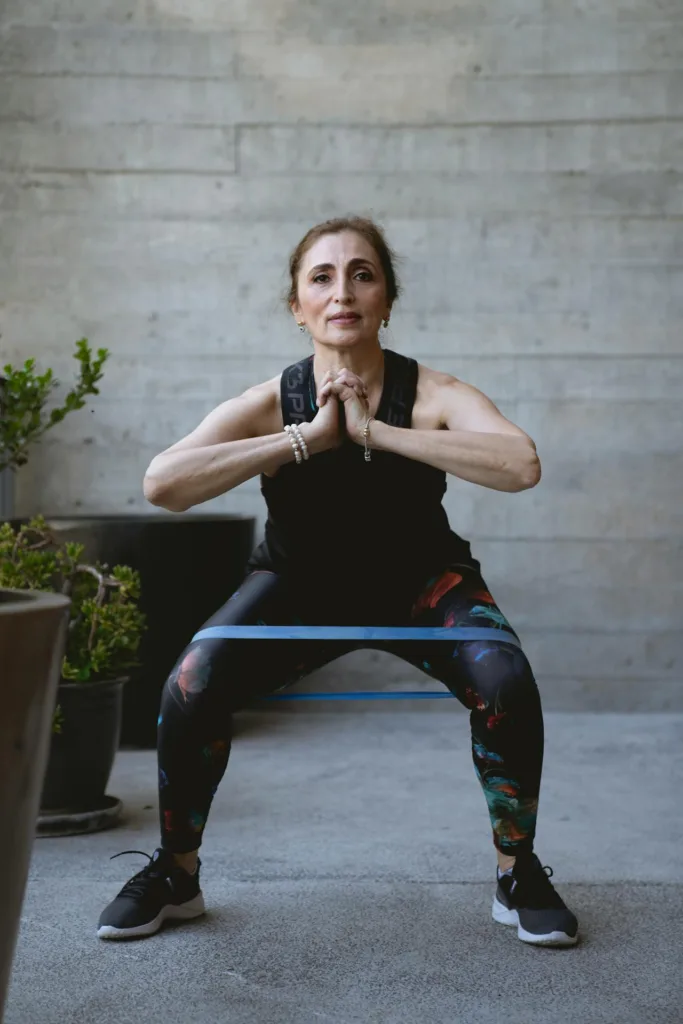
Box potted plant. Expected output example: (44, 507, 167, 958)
(0, 339, 109, 518)
(0, 516, 146, 835)
(1, 338, 255, 749)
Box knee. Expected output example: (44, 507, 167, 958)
(163, 642, 217, 713)
(457, 641, 540, 712)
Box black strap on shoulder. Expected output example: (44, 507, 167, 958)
(382, 349, 418, 429)
(280, 355, 314, 426)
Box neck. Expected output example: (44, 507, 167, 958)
(311, 339, 385, 391)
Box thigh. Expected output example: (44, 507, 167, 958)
(409, 563, 518, 637)
(378, 562, 523, 697)
(165, 570, 354, 713)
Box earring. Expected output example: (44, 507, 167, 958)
(382, 318, 390, 329)
(297, 322, 306, 332)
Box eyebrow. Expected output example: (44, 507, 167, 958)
(308, 258, 375, 275)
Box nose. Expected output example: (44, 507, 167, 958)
(333, 271, 353, 306)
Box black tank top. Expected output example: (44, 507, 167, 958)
(246, 348, 478, 616)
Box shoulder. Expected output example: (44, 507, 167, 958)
(245, 374, 281, 402)
(237, 374, 282, 432)
(413, 362, 466, 429)
(414, 361, 529, 436)
(205, 374, 282, 437)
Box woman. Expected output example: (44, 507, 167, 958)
(98, 216, 579, 948)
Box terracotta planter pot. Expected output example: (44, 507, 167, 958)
(0, 588, 69, 1023)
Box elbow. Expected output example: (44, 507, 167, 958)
(516, 453, 542, 491)
(143, 465, 189, 513)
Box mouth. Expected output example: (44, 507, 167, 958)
(329, 313, 361, 323)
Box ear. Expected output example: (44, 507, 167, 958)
(290, 300, 302, 323)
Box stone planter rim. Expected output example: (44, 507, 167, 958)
(0, 588, 70, 616)
(33, 513, 253, 522)
(56, 675, 128, 691)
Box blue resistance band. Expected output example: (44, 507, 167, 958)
(190, 625, 521, 702)
(265, 691, 455, 701)
(192, 625, 521, 645)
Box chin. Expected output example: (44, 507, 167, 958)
(325, 322, 370, 341)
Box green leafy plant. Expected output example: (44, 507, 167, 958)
(0, 339, 109, 473)
(0, 516, 146, 731)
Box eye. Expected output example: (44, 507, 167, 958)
(312, 273, 330, 283)
(355, 270, 372, 281)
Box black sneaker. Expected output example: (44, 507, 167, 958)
(97, 848, 205, 940)
(492, 852, 579, 947)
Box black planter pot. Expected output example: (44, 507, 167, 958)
(40, 677, 126, 811)
(9, 514, 255, 747)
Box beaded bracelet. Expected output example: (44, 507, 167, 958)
(290, 423, 309, 461)
(283, 425, 302, 464)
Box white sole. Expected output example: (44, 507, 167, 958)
(492, 896, 578, 947)
(97, 892, 206, 940)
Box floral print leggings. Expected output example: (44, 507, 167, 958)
(157, 564, 544, 857)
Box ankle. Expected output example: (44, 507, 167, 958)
(497, 854, 516, 874)
(172, 851, 199, 875)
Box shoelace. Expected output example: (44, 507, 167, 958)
(513, 859, 565, 910)
(110, 850, 170, 899)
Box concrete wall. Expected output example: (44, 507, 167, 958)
(1, 1, 681, 708)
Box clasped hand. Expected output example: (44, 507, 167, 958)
(316, 368, 371, 445)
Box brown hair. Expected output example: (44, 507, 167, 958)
(286, 216, 401, 310)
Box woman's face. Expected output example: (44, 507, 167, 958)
(291, 231, 391, 346)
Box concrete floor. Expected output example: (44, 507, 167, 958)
(6, 708, 683, 1024)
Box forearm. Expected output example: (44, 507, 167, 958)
(144, 426, 319, 511)
(367, 421, 541, 492)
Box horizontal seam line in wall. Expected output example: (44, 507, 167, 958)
(2, 13, 682, 25)
(462, 540, 682, 546)
(60, 354, 683, 360)
(3, 163, 682, 176)
(1, 211, 680, 223)
(410, 352, 683, 358)
(36, 396, 683, 404)
(236, 117, 683, 130)
(0, 71, 238, 82)
(2, 213, 680, 225)
(1, 69, 681, 81)
(3, 170, 683, 183)
(0, 167, 238, 176)
(2, 117, 683, 130)
(24, 358, 683, 365)
(533, 675, 680, 679)
(404, 355, 683, 360)
(2, 15, 683, 28)
(3, 166, 682, 179)
(3, 168, 681, 178)
(501, 628, 680, 634)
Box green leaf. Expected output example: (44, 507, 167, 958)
(0, 517, 146, 694)
(0, 339, 110, 472)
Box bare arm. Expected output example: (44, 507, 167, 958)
(368, 378, 541, 493)
(143, 381, 319, 512)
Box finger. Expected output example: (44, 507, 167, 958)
(319, 370, 338, 393)
(317, 370, 336, 401)
(333, 374, 367, 396)
(317, 378, 340, 406)
(330, 382, 366, 406)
